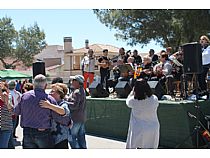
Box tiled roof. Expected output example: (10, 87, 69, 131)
(73, 44, 120, 53)
(46, 64, 62, 70)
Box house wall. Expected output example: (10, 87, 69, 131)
(44, 58, 61, 67)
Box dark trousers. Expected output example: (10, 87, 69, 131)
(100, 69, 110, 92)
(198, 65, 210, 91)
(23, 127, 54, 149)
(54, 139, 69, 149)
(13, 116, 19, 137)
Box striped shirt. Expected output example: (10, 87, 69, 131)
(14, 88, 71, 129)
(0, 102, 13, 131)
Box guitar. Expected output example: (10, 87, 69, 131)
(202, 130, 210, 142)
(154, 63, 164, 78)
(100, 59, 110, 69)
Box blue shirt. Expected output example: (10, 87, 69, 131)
(14, 88, 71, 129)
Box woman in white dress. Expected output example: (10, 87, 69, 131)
(126, 79, 160, 149)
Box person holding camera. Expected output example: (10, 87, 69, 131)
(126, 79, 160, 149)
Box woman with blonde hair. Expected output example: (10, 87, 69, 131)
(198, 35, 210, 96)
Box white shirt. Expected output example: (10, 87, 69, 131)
(82, 56, 95, 73)
(126, 94, 160, 149)
(9, 90, 22, 108)
(153, 60, 172, 76)
(202, 45, 210, 65)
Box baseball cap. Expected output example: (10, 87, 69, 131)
(72, 75, 84, 84)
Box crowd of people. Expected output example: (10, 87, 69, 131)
(0, 35, 210, 149)
(0, 74, 87, 149)
(81, 35, 210, 100)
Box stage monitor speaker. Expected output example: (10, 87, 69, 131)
(89, 81, 109, 98)
(115, 81, 132, 98)
(183, 42, 203, 74)
(147, 81, 164, 100)
(32, 61, 46, 78)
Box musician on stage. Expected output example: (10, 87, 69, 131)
(118, 47, 127, 63)
(153, 52, 174, 96)
(198, 35, 210, 95)
(137, 56, 154, 81)
(98, 49, 112, 92)
(149, 49, 159, 66)
(131, 49, 142, 65)
(113, 59, 134, 82)
(169, 47, 189, 97)
(169, 48, 184, 82)
(82, 49, 95, 90)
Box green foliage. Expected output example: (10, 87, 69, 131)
(94, 9, 210, 51)
(0, 17, 46, 68)
(0, 17, 17, 60)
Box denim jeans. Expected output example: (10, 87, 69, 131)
(8, 119, 17, 149)
(23, 127, 54, 149)
(69, 123, 87, 149)
(0, 129, 12, 148)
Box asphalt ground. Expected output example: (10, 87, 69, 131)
(14, 124, 126, 149)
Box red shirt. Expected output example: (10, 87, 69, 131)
(0, 99, 4, 107)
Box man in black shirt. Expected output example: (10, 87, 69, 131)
(132, 49, 142, 65)
(149, 49, 159, 65)
(98, 49, 111, 92)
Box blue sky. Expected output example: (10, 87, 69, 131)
(0, 9, 164, 53)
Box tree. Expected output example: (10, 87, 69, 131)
(93, 9, 210, 51)
(0, 17, 46, 69)
(0, 17, 17, 68)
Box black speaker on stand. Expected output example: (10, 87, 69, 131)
(183, 42, 202, 74)
(147, 81, 164, 100)
(89, 81, 109, 98)
(176, 43, 209, 148)
(115, 81, 132, 98)
(32, 61, 46, 78)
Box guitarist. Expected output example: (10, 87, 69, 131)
(98, 49, 112, 93)
(153, 52, 174, 96)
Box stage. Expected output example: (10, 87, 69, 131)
(85, 97, 210, 148)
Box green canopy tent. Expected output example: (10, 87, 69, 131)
(0, 69, 32, 80)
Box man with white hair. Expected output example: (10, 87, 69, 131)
(67, 75, 87, 149)
(14, 74, 72, 149)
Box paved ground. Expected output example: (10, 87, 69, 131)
(14, 125, 126, 149)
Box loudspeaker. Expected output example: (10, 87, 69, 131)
(32, 61, 46, 78)
(115, 81, 132, 98)
(147, 81, 164, 100)
(89, 81, 109, 98)
(183, 42, 203, 74)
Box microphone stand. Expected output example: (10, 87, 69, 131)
(176, 74, 209, 148)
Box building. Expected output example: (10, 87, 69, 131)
(33, 37, 120, 82)
(34, 45, 64, 67)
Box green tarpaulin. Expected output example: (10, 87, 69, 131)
(0, 69, 32, 80)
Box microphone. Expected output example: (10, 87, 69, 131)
(187, 112, 197, 119)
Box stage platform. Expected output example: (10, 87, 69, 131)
(85, 97, 210, 148)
